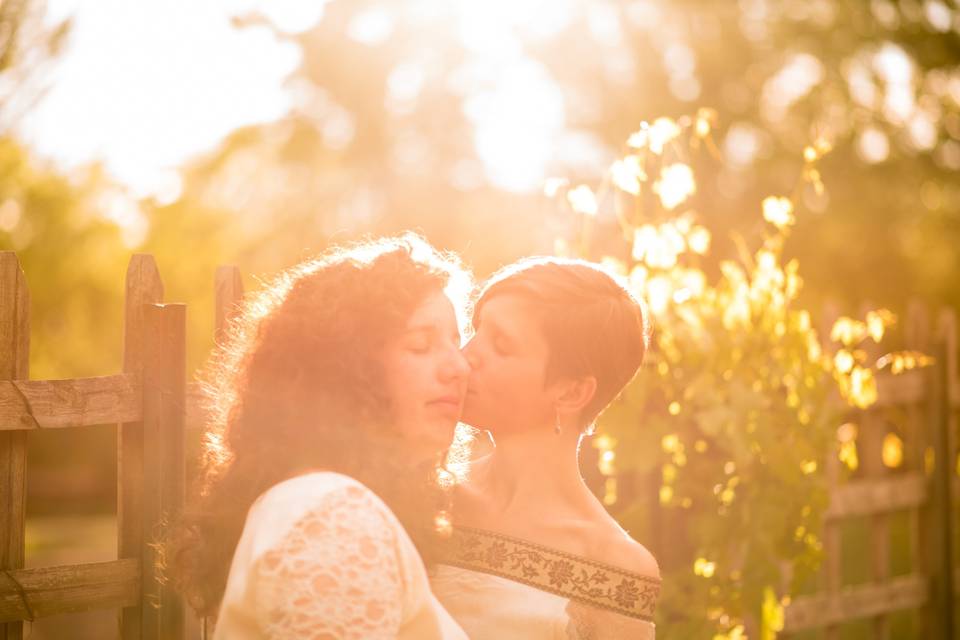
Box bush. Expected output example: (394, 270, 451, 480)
(550, 112, 924, 637)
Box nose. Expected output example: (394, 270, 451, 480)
(441, 344, 470, 383)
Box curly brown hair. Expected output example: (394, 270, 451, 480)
(167, 233, 471, 616)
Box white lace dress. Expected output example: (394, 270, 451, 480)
(213, 472, 467, 640)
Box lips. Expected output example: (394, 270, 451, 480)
(427, 396, 462, 409)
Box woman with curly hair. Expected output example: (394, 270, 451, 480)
(168, 234, 471, 639)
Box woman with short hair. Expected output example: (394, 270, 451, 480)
(433, 257, 661, 639)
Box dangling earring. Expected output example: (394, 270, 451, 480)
(554, 409, 562, 435)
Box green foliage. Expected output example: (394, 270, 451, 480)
(1, 0, 73, 129)
(0, 138, 129, 378)
(555, 115, 911, 635)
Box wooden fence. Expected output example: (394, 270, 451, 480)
(0, 250, 957, 638)
(779, 301, 959, 638)
(0, 252, 244, 639)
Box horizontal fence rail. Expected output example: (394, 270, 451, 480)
(783, 573, 929, 632)
(0, 374, 141, 430)
(824, 472, 927, 520)
(0, 559, 139, 623)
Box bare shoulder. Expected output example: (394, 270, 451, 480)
(589, 526, 660, 580)
(610, 535, 660, 579)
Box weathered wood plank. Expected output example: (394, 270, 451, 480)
(783, 574, 929, 632)
(825, 472, 927, 520)
(904, 300, 933, 637)
(0, 375, 140, 430)
(854, 302, 892, 639)
(119, 254, 163, 640)
(0, 255, 29, 383)
(817, 303, 844, 637)
(0, 559, 139, 623)
(0, 252, 29, 640)
(939, 309, 958, 394)
(931, 311, 957, 637)
(858, 399, 890, 637)
(822, 442, 841, 640)
(873, 368, 926, 407)
(141, 303, 186, 640)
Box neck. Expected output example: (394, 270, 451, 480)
(473, 424, 595, 519)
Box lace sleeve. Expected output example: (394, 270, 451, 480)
(252, 483, 406, 639)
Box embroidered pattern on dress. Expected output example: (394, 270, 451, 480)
(253, 483, 404, 639)
(441, 526, 660, 622)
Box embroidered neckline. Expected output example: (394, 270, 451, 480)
(440, 526, 660, 622)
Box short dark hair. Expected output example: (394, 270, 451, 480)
(475, 257, 651, 428)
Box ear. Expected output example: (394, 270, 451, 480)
(553, 375, 598, 416)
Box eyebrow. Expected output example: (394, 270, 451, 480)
(402, 325, 434, 335)
(477, 315, 517, 344)
(402, 324, 460, 342)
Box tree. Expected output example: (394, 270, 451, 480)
(0, 0, 71, 132)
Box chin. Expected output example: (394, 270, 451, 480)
(459, 400, 489, 431)
(425, 420, 458, 450)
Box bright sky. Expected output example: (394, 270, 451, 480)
(18, 0, 939, 218)
(20, 0, 325, 202)
(20, 0, 586, 202)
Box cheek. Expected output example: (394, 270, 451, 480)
(484, 357, 543, 400)
(468, 357, 551, 432)
(387, 355, 432, 408)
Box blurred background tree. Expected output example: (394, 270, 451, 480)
(7, 0, 958, 375)
(552, 113, 930, 637)
(142, 0, 960, 378)
(173, 0, 960, 304)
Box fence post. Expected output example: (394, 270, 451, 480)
(819, 301, 843, 640)
(932, 310, 957, 638)
(119, 255, 163, 639)
(905, 301, 933, 638)
(140, 303, 186, 640)
(0, 253, 28, 640)
(858, 303, 892, 639)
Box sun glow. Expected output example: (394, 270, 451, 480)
(28, 0, 586, 199)
(451, 0, 577, 191)
(24, 0, 302, 201)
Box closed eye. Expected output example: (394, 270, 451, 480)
(406, 340, 430, 354)
(403, 329, 432, 353)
